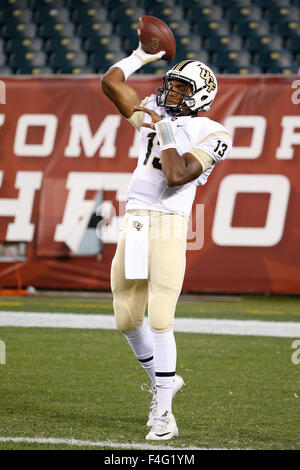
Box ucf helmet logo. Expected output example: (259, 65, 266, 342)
(199, 68, 216, 93)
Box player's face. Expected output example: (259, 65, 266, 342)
(165, 79, 192, 106)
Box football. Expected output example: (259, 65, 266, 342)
(138, 15, 176, 61)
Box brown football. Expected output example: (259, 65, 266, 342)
(138, 15, 176, 61)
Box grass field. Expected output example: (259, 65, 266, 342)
(0, 294, 300, 450)
(1, 293, 300, 321)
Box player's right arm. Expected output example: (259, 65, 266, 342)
(101, 44, 165, 119)
(101, 67, 140, 119)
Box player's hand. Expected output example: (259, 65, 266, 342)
(132, 105, 163, 129)
(133, 42, 166, 65)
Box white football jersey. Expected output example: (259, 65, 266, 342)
(126, 94, 232, 218)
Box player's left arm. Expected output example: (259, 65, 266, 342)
(163, 131, 232, 186)
(134, 105, 231, 186)
(161, 133, 232, 186)
(160, 149, 205, 186)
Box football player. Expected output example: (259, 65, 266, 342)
(101, 43, 232, 440)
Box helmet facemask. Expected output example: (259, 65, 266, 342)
(156, 76, 197, 117)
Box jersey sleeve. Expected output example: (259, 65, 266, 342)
(127, 96, 150, 132)
(190, 130, 232, 168)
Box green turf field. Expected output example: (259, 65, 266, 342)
(0, 293, 300, 321)
(0, 294, 300, 450)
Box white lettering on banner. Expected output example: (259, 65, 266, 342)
(0, 170, 292, 248)
(224, 116, 266, 159)
(2, 113, 298, 159)
(96, 200, 126, 243)
(54, 172, 131, 251)
(14, 114, 58, 157)
(212, 174, 290, 247)
(128, 129, 139, 158)
(65, 114, 121, 158)
(276, 116, 300, 159)
(0, 171, 42, 241)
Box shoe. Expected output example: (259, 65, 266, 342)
(145, 410, 178, 440)
(141, 383, 158, 427)
(141, 374, 185, 427)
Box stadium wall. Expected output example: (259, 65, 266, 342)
(0, 75, 299, 294)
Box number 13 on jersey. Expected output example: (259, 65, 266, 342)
(143, 132, 162, 171)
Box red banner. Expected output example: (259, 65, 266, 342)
(0, 75, 299, 293)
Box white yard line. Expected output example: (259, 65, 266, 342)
(0, 435, 230, 450)
(0, 311, 300, 338)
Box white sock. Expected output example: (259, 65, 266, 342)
(152, 330, 177, 413)
(124, 322, 156, 387)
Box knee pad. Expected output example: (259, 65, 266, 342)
(113, 294, 146, 333)
(148, 292, 176, 332)
(113, 299, 134, 333)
